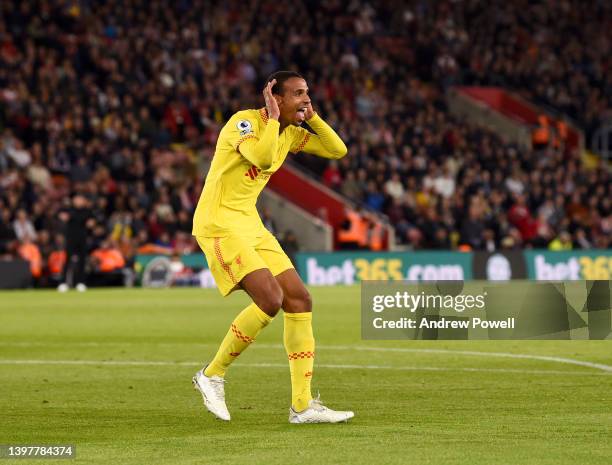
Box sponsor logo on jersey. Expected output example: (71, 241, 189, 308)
(244, 165, 261, 180)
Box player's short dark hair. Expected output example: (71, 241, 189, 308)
(266, 71, 303, 95)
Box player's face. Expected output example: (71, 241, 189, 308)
(277, 77, 310, 126)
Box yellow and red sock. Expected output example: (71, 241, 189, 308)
(204, 303, 272, 378)
(284, 312, 315, 412)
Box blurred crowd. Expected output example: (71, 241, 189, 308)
(0, 0, 610, 284)
(456, 0, 611, 147)
(328, 96, 610, 250)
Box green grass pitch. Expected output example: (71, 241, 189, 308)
(1, 285, 611, 465)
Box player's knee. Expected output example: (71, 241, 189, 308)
(298, 289, 312, 312)
(285, 288, 312, 313)
(258, 287, 284, 316)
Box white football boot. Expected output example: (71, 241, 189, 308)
(192, 368, 230, 421)
(57, 283, 69, 293)
(75, 283, 87, 292)
(289, 394, 354, 424)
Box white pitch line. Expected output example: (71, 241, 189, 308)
(245, 362, 611, 376)
(349, 346, 612, 373)
(0, 359, 610, 376)
(0, 340, 265, 346)
(259, 344, 612, 374)
(1, 341, 611, 373)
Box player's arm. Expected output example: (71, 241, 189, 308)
(237, 120, 279, 170)
(298, 112, 347, 159)
(236, 80, 281, 170)
(292, 101, 347, 159)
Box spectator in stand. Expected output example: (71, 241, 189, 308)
(322, 160, 342, 190)
(136, 230, 172, 255)
(280, 230, 300, 267)
(384, 173, 405, 202)
(574, 229, 592, 250)
(173, 231, 197, 255)
(90, 239, 134, 287)
(260, 207, 278, 235)
(364, 181, 385, 212)
(168, 253, 194, 286)
(338, 208, 368, 250)
(18, 237, 42, 285)
(340, 171, 361, 201)
(549, 231, 573, 251)
(155, 231, 173, 250)
(460, 200, 486, 250)
(47, 234, 67, 286)
(13, 209, 37, 242)
(0, 207, 17, 256)
(508, 194, 537, 244)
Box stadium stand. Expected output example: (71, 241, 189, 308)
(0, 0, 610, 286)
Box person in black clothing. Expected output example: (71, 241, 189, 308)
(57, 195, 94, 292)
(0, 207, 17, 257)
(279, 230, 300, 267)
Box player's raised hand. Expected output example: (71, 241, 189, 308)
(263, 79, 280, 121)
(304, 100, 316, 121)
(304, 101, 315, 120)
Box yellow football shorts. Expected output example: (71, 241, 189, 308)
(195, 230, 294, 296)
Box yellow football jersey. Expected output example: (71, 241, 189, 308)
(192, 108, 311, 237)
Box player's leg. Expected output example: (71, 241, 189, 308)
(275, 269, 314, 410)
(192, 235, 281, 421)
(257, 233, 353, 423)
(197, 236, 281, 378)
(275, 269, 354, 423)
(204, 268, 282, 379)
